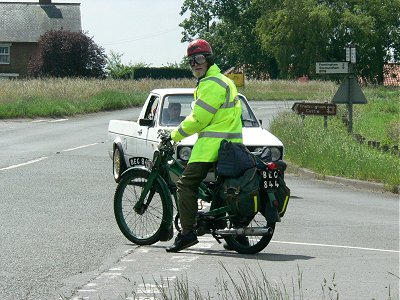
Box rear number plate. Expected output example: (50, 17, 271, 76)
(130, 157, 149, 166)
(261, 170, 279, 190)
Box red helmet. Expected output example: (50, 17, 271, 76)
(187, 39, 213, 57)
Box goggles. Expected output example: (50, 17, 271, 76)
(188, 54, 207, 67)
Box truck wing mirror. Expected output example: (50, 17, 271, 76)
(139, 119, 154, 127)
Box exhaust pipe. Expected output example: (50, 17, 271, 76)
(215, 227, 273, 237)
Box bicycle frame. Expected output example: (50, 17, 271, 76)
(126, 140, 233, 232)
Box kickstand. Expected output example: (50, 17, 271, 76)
(212, 232, 222, 244)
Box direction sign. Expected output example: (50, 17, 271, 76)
(292, 102, 337, 116)
(316, 62, 349, 74)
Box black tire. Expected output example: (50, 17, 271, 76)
(224, 214, 276, 254)
(114, 169, 169, 245)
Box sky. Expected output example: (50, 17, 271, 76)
(5, 0, 188, 66)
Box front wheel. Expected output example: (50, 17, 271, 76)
(114, 169, 170, 245)
(223, 214, 276, 254)
(113, 146, 126, 183)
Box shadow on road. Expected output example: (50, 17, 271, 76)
(149, 244, 314, 261)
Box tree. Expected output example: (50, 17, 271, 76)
(180, 0, 279, 78)
(181, 0, 399, 82)
(28, 30, 106, 78)
(255, 0, 400, 82)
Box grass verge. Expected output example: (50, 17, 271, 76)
(270, 111, 400, 192)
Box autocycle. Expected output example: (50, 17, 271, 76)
(113, 130, 290, 254)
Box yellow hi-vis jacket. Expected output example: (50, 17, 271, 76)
(171, 64, 243, 163)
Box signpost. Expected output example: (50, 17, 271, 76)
(314, 44, 367, 132)
(292, 102, 337, 128)
(292, 102, 337, 116)
(316, 62, 349, 74)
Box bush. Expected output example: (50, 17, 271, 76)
(28, 30, 106, 78)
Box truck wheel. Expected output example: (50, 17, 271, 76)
(113, 147, 125, 183)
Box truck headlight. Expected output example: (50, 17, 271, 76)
(270, 147, 281, 161)
(178, 146, 192, 161)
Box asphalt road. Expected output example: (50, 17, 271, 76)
(0, 102, 398, 300)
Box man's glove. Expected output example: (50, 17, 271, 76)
(161, 133, 172, 144)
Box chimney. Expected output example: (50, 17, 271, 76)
(39, 0, 52, 4)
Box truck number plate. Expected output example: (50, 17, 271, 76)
(130, 157, 149, 166)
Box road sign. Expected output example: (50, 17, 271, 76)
(292, 102, 337, 116)
(346, 48, 350, 62)
(316, 62, 349, 74)
(226, 73, 244, 87)
(332, 76, 367, 104)
(346, 46, 356, 63)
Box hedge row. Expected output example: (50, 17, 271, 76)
(113, 67, 192, 80)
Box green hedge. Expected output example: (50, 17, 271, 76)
(112, 67, 192, 80)
(133, 67, 192, 79)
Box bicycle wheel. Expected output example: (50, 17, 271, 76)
(223, 214, 276, 254)
(114, 169, 169, 245)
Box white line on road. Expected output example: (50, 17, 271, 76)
(48, 118, 69, 123)
(32, 118, 69, 123)
(272, 240, 399, 253)
(0, 156, 48, 171)
(61, 143, 99, 152)
(0, 143, 100, 171)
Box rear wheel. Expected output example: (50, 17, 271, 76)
(223, 214, 276, 254)
(114, 170, 169, 245)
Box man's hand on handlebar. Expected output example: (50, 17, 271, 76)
(160, 133, 172, 144)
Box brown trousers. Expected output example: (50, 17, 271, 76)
(176, 162, 214, 232)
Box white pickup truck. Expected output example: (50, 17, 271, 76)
(107, 88, 284, 182)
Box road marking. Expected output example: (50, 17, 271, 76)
(86, 283, 97, 287)
(0, 156, 48, 171)
(103, 272, 122, 276)
(198, 236, 217, 242)
(32, 118, 68, 123)
(196, 242, 214, 249)
(121, 258, 136, 262)
(272, 240, 399, 253)
(0, 142, 100, 171)
(136, 283, 161, 294)
(109, 266, 127, 271)
(170, 255, 198, 263)
(61, 143, 99, 152)
(49, 118, 69, 123)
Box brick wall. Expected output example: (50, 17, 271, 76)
(0, 42, 38, 77)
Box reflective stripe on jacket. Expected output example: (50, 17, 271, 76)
(171, 64, 242, 163)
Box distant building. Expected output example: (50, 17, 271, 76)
(384, 63, 400, 86)
(0, 0, 81, 78)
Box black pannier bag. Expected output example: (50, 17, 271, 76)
(258, 162, 290, 222)
(216, 140, 255, 178)
(275, 175, 290, 217)
(219, 167, 260, 219)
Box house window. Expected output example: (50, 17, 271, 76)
(0, 44, 11, 64)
